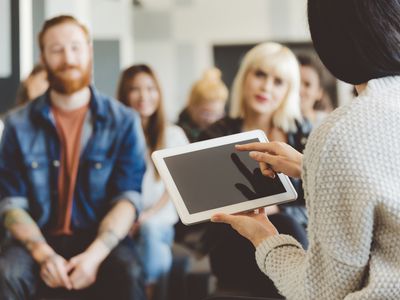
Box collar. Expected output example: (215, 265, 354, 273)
(31, 85, 108, 124)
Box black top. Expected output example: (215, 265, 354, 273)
(195, 116, 311, 297)
(176, 108, 203, 143)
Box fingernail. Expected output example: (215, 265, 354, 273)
(211, 216, 219, 222)
(249, 151, 257, 157)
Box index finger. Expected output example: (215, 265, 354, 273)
(55, 259, 72, 289)
(235, 142, 276, 153)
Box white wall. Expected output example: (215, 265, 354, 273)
(20, 0, 135, 80)
(0, 0, 11, 77)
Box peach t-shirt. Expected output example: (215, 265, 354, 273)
(51, 103, 89, 235)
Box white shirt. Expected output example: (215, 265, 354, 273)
(141, 124, 189, 225)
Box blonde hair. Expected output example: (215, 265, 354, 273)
(230, 42, 302, 133)
(187, 68, 228, 108)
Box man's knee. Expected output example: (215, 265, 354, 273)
(103, 245, 144, 285)
(0, 260, 32, 298)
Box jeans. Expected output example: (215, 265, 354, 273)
(136, 221, 174, 284)
(0, 234, 146, 300)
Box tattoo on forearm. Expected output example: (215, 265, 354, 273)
(23, 235, 46, 252)
(4, 209, 35, 228)
(4, 209, 46, 252)
(98, 229, 120, 250)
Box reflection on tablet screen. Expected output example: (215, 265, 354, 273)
(164, 139, 286, 214)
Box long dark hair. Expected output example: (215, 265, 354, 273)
(16, 63, 47, 106)
(116, 64, 166, 178)
(308, 0, 400, 84)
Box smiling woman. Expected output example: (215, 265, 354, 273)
(116, 64, 188, 299)
(196, 42, 311, 298)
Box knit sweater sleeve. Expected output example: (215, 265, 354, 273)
(255, 120, 375, 300)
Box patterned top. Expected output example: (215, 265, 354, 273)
(255, 76, 400, 299)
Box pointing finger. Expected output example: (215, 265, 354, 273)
(236, 142, 278, 154)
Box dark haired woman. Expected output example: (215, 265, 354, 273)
(297, 54, 332, 127)
(16, 63, 49, 106)
(212, 0, 400, 299)
(116, 64, 188, 299)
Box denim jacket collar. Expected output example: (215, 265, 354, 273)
(30, 85, 108, 125)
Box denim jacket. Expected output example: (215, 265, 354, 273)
(0, 86, 146, 236)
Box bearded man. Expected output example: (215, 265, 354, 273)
(0, 15, 147, 300)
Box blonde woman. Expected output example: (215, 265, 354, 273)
(177, 67, 228, 142)
(199, 42, 311, 298)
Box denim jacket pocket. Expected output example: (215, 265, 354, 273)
(84, 154, 114, 203)
(23, 155, 51, 225)
(24, 155, 50, 190)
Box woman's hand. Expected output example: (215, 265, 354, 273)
(236, 142, 303, 179)
(211, 208, 278, 247)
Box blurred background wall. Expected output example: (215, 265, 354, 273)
(0, 0, 353, 119)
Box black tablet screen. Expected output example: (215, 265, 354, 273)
(164, 139, 287, 214)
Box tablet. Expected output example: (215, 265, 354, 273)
(151, 130, 297, 225)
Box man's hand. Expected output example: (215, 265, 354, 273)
(31, 243, 72, 290)
(67, 250, 103, 290)
(236, 142, 303, 179)
(211, 208, 278, 247)
(39, 254, 73, 289)
(64, 199, 136, 290)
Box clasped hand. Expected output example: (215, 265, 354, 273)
(39, 249, 102, 290)
(211, 141, 303, 247)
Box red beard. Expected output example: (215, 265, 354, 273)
(46, 60, 92, 95)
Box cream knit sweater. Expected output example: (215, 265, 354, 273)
(255, 76, 400, 300)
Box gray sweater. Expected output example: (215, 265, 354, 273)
(255, 76, 400, 299)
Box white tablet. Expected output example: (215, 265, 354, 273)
(151, 130, 297, 225)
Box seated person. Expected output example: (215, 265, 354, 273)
(116, 64, 188, 300)
(16, 63, 49, 106)
(297, 54, 332, 128)
(177, 67, 228, 142)
(198, 42, 311, 298)
(0, 15, 147, 300)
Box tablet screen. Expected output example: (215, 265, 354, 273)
(164, 138, 287, 214)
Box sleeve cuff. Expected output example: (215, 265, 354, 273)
(111, 191, 142, 220)
(255, 234, 303, 272)
(0, 196, 29, 222)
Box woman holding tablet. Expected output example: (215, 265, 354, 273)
(199, 42, 311, 298)
(116, 64, 188, 299)
(212, 0, 400, 299)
